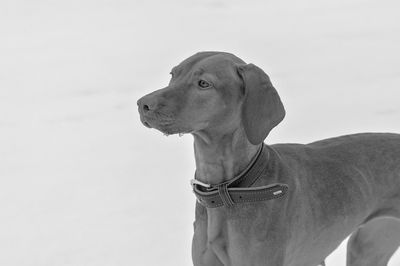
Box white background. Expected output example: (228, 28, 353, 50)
(1, 0, 400, 265)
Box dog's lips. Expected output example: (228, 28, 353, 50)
(140, 115, 176, 133)
(139, 115, 152, 128)
(140, 111, 170, 128)
(143, 121, 151, 128)
(139, 111, 190, 135)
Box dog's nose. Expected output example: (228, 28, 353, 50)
(137, 95, 157, 114)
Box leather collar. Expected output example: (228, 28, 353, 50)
(191, 144, 288, 208)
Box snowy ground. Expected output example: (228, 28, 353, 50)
(1, 0, 400, 265)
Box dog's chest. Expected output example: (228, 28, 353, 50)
(193, 202, 285, 265)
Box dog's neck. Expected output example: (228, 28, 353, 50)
(192, 127, 260, 184)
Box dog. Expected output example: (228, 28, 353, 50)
(137, 51, 400, 266)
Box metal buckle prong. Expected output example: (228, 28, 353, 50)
(190, 179, 211, 188)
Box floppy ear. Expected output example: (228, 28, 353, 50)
(237, 63, 285, 145)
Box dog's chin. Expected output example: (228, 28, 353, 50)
(153, 124, 192, 136)
(140, 117, 193, 136)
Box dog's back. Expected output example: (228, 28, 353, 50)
(270, 133, 400, 266)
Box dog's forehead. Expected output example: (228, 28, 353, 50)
(173, 52, 245, 75)
(198, 55, 238, 72)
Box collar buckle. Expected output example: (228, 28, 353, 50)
(190, 179, 212, 189)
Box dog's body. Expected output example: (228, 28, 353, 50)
(137, 52, 400, 266)
(193, 133, 400, 266)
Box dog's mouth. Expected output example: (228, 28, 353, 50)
(138, 108, 194, 136)
(140, 115, 188, 136)
(142, 121, 151, 128)
(141, 117, 170, 129)
(140, 109, 173, 127)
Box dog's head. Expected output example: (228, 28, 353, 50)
(137, 51, 285, 144)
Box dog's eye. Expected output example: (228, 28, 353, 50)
(198, 80, 211, 89)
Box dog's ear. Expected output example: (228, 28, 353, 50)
(237, 63, 285, 145)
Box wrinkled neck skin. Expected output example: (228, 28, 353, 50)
(192, 127, 260, 185)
